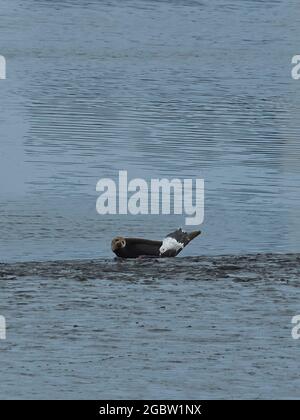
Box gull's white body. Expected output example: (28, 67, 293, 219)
(159, 237, 184, 255)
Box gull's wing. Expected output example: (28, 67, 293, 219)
(160, 228, 201, 257)
(165, 228, 191, 246)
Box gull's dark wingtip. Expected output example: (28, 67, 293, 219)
(188, 230, 201, 241)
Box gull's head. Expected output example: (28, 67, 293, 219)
(159, 245, 176, 257)
(159, 245, 167, 256)
(159, 237, 183, 257)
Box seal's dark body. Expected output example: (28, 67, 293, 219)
(113, 238, 162, 258)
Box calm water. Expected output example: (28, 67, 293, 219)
(1, 0, 300, 399)
(1, 0, 300, 261)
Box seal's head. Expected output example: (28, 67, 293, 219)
(111, 236, 126, 252)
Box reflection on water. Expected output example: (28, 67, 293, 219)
(1, 0, 300, 262)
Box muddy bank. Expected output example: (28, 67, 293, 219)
(1, 253, 300, 399)
(1, 253, 300, 283)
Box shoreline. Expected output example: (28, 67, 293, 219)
(1, 252, 299, 282)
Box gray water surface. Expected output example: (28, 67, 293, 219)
(1, 0, 300, 400)
(1, 0, 300, 261)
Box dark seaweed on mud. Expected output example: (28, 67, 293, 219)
(1, 254, 300, 284)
